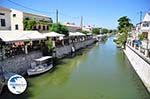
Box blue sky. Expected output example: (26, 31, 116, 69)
(0, 0, 149, 29)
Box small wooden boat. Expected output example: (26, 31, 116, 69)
(27, 56, 53, 76)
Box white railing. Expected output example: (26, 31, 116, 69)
(126, 40, 150, 62)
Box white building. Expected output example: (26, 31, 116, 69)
(63, 22, 93, 32)
(0, 7, 11, 30)
(82, 25, 93, 32)
(63, 22, 81, 32)
(136, 12, 150, 40)
(0, 7, 53, 32)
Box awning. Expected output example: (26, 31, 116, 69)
(24, 31, 46, 40)
(96, 34, 103, 37)
(0, 31, 46, 43)
(43, 32, 65, 37)
(86, 33, 92, 35)
(76, 32, 86, 36)
(96, 34, 107, 37)
(69, 32, 86, 36)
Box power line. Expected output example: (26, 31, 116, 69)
(59, 12, 80, 19)
(6, 0, 88, 25)
(7, 0, 55, 14)
(7, 0, 80, 20)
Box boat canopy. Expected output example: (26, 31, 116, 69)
(34, 56, 53, 62)
(0, 31, 46, 43)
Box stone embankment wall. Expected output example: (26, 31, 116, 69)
(0, 51, 42, 75)
(0, 51, 42, 94)
(124, 45, 150, 92)
(0, 39, 96, 76)
(0, 80, 4, 95)
(55, 39, 96, 58)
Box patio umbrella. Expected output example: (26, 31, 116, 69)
(69, 32, 85, 36)
(0, 31, 46, 43)
(43, 32, 65, 37)
(75, 32, 86, 36)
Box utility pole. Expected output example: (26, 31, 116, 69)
(80, 16, 83, 30)
(56, 9, 58, 23)
(140, 11, 142, 23)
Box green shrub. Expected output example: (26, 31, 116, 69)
(138, 34, 145, 41)
(45, 39, 53, 53)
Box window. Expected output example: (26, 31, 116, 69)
(0, 13, 5, 15)
(1, 19, 6, 27)
(15, 24, 18, 30)
(47, 26, 49, 30)
(13, 14, 16, 17)
(33, 26, 37, 30)
(25, 17, 30, 20)
(43, 26, 45, 30)
(38, 25, 41, 30)
(142, 23, 149, 27)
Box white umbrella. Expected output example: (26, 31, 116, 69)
(69, 32, 77, 36)
(86, 32, 92, 35)
(69, 32, 85, 36)
(76, 32, 86, 36)
(43, 32, 65, 37)
(0, 30, 45, 43)
(24, 31, 46, 40)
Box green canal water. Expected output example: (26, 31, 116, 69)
(1, 37, 150, 99)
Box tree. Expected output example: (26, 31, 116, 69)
(117, 16, 133, 32)
(23, 18, 37, 30)
(139, 34, 146, 41)
(101, 28, 108, 34)
(23, 18, 28, 30)
(108, 29, 112, 33)
(115, 16, 134, 48)
(46, 39, 53, 52)
(50, 23, 69, 36)
(92, 28, 100, 35)
(60, 25, 69, 36)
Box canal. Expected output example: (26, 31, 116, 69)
(1, 36, 150, 99)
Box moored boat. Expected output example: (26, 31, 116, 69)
(27, 56, 53, 76)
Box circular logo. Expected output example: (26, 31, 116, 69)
(7, 74, 27, 94)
